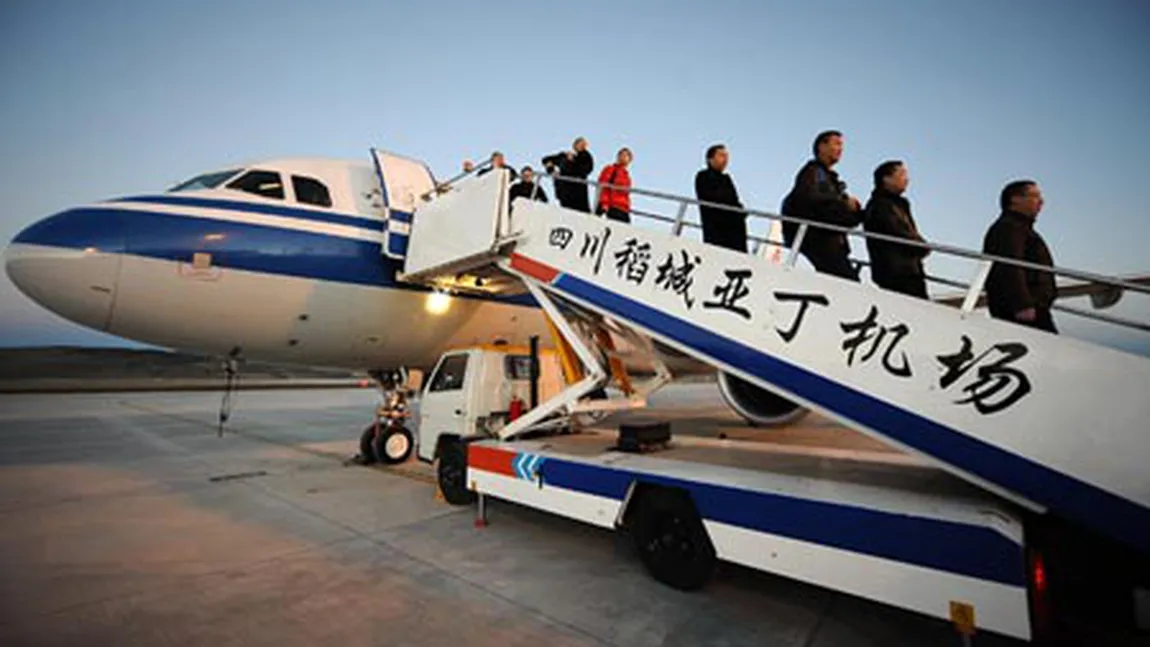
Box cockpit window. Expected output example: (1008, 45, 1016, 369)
(167, 169, 241, 192)
(292, 175, 333, 208)
(225, 170, 285, 200)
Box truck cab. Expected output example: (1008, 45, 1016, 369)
(415, 345, 563, 463)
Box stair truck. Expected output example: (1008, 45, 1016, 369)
(369, 156, 1150, 644)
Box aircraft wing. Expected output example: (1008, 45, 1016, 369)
(933, 274, 1150, 310)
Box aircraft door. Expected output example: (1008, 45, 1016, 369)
(417, 352, 472, 461)
(370, 148, 437, 260)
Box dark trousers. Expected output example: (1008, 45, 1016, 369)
(994, 308, 1058, 334)
(702, 217, 748, 253)
(604, 207, 630, 223)
(1020, 308, 1058, 334)
(804, 249, 859, 281)
(877, 274, 928, 299)
(558, 184, 591, 213)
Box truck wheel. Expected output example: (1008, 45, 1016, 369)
(630, 489, 716, 591)
(436, 438, 476, 506)
(358, 425, 379, 465)
(373, 426, 414, 465)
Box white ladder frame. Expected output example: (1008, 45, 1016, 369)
(492, 272, 674, 440)
(493, 278, 608, 440)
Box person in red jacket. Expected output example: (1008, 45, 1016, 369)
(596, 148, 633, 223)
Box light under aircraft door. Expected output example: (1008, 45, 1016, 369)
(371, 148, 437, 259)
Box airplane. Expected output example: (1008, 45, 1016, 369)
(3, 154, 541, 366)
(5, 149, 1145, 433)
(0, 150, 806, 428)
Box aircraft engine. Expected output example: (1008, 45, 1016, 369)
(716, 372, 808, 427)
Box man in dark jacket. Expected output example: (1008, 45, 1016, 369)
(542, 137, 594, 213)
(864, 161, 929, 298)
(780, 130, 865, 280)
(983, 180, 1058, 333)
(694, 144, 747, 252)
(508, 166, 548, 204)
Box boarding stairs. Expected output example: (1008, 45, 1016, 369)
(397, 165, 1150, 556)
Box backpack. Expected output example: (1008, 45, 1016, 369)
(781, 165, 835, 247)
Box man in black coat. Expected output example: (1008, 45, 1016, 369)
(780, 130, 865, 280)
(864, 161, 930, 298)
(983, 180, 1058, 333)
(694, 144, 747, 252)
(542, 137, 594, 213)
(508, 166, 548, 204)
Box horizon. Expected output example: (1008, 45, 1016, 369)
(2, 0, 1149, 357)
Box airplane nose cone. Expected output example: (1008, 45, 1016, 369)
(5, 208, 126, 332)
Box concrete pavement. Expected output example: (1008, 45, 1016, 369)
(0, 386, 1019, 646)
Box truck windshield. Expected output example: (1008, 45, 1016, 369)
(167, 169, 241, 193)
(429, 355, 468, 392)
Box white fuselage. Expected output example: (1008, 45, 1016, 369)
(4, 155, 552, 371)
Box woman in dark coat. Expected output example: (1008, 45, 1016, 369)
(864, 161, 930, 299)
(694, 144, 747, 252)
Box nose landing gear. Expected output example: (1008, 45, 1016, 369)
(352, 369, 415, 466)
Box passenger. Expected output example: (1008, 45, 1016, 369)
(508, 166, 549, 204)
(542, 138, 594, 213)
(462, 160, 476, 173)
(982, 180, 1058, 333)
(477, 151, 517, 181)
(595, 147, 633, 223)
(781, 130, 865, 280)
(863, 161, 930, 299)
(694, 144, 747, 252)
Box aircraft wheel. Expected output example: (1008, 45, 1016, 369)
(630, 488, 716, 591)
(572, 386, 611, 428)
(436, 437, 476, 506)
(373, 426, 414, 465)
(573, 410, 610, 429)
(358, 425, 379, 465)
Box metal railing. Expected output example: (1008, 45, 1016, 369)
(420, 155, 1150, 334)
(421, 156, 497, 199)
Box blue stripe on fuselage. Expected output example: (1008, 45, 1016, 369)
(13, 206, 536, 307)
(12, 206, 127, 253)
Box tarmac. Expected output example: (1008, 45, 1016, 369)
(0, 385, 1022, 646)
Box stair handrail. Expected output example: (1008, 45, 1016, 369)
(538, 170, 1150, 334)
(411, 156, 1150, 333)
(550, 171, 1150, 295)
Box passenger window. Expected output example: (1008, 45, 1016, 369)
(429, 355, 468, 392)
(226, 170, 285, 200)
(292, 175, 333, 208)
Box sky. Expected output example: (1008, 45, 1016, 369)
(1, 0, 1148, 353)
